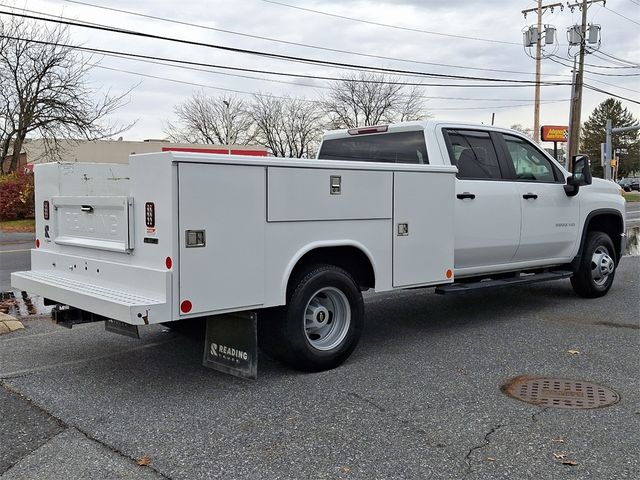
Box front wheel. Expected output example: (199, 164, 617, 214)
(570, 231, 617, 298)
(259, 264, 364, 371)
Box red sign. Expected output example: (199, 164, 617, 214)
(541, 125, 568, 142)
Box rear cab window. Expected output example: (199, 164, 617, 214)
(443, 129, 504, 180)
(318, 130, 429, 164)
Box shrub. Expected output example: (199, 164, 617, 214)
(0, 171, 35, 220)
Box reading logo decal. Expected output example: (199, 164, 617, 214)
(210, 342, 249, 362)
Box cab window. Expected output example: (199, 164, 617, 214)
(318, 130, 429, 164)
(444, 129, 503, 180)
(502, 134, 560, 182)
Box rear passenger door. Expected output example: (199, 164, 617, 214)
(442, 129, 521, 270)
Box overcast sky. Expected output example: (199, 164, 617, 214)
(5, 0, 640, 142)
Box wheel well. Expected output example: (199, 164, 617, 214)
(288, 246, 375, 293)
(584, 213, 624, 261)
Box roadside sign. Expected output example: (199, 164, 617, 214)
(541, 125, 569, 142)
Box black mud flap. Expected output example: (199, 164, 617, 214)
(203, 312, 258, 380)
(104, 319, 140, 339)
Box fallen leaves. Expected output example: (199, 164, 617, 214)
(567, 349, 580, 355)
(553, 452, 578, 466)
(338, 466, 351, 473)
(137, 456, 151, 467)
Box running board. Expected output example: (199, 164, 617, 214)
(435, 271, 573, 295)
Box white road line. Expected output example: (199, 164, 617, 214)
(0, 249, 30, 254)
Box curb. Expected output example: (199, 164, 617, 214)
(0, 312, 24, 335)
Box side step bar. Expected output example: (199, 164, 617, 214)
(435, 271, 573, 295)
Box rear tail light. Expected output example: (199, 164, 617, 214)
(43, 201, 50, 220)
(145, 202, 155, 227)
(347, 125, 389, 135)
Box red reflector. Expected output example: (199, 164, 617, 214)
(43, 201, 50, 220)
(35, 239, 40, 248)
(165, 256, 173, 269)
(180, 300, 192, 313)
(347, 125, 389, 135)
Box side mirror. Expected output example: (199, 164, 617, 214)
(564, 154, 592, 197)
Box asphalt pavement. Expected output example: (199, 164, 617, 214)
(627, 201, 640, 225)
(0, 232, 33, 293)
(1, 256, 638, 479)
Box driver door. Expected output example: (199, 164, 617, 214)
(498, 133, 580, 262)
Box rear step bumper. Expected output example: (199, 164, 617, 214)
(11, 250, 171, 325)
(435, 271, 573, 295)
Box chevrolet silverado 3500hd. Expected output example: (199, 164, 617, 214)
(11, 121, 626, 374)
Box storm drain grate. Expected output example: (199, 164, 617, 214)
(502, 376, 620, 409)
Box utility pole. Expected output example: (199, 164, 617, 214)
(604, 122, 640, 181)
(566, 0, 605, 162)
(534, 0, 543, 143)
(521, 2, 562, 144)
(223, 100, 231, 155)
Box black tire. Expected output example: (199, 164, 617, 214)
(570, 231, 617, 298)
(259, 264, 364, 372)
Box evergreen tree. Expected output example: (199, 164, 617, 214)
(580, 98, 639, 178)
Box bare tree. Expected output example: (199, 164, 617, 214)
(251, 95, 324, 158)
(0, 17, 134, 173)
(323, 72, 427, 129)
(164, 92, 255, 146)
(510, 124, 534, 138)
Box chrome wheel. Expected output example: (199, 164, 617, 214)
(591, 245, 615, 286)
(304, 287, 351, 351)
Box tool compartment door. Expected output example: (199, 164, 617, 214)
(392, 171, 455, 287)
(178, 163, 265, 315)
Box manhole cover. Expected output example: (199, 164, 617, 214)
(502, 376, 620, 409)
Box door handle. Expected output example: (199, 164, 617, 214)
(456, 192, 476, 200)
(522, 193, 538, 200)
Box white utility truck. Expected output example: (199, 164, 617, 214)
(12, 121, 626, 376)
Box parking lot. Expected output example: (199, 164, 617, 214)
(1, 256, 638, 479)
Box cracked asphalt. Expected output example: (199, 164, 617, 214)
(1, 256, 638, 479)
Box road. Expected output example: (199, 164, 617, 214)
(627, 201, 640, 224)
(0, 233, 33, 293)
(1, 257, 638, 479)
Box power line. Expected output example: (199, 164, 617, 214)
(603, 5, 640, 26)
(547, 55, 640, 76)
(0, 33, 569, 92)
(595, 50, 640, 67)
(0, 9, 571, 87)
(260, 0, 521, 46)
(584, 84, 640, 104)
(59, 0, 543, 77)
(95, 63, 569, 111)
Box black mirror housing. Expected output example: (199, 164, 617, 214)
(564, 154, 592, 197)
(572, 155, 592, 186)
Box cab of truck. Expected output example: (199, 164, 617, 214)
(318, 120, 625, 295)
